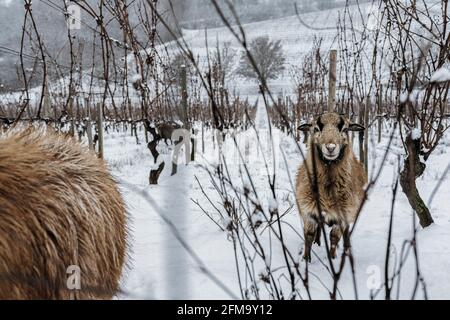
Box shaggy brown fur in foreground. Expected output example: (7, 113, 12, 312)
(296, 113, 367, 261)
(0, 127, 127, 299)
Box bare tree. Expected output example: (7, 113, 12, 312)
(237, 36, 285, 83)
(382, 0, 450, 228)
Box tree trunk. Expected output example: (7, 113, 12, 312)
(148, 139, 160, 163)
(149, 162, 165, 185)
(399, 134, 434, 228)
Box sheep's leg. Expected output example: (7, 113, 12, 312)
(314, 225, 321, 246)
(329, 225, 343, 259)
(343, 224, 351, 255)
(303, 218, 318, 262)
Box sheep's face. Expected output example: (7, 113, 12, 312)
(298, 113, 365, 162)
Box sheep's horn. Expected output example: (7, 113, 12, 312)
(348, 123, 365, 131)
(297, 123, 312, 132)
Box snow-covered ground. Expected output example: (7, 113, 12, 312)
(99, 99, 450, 300)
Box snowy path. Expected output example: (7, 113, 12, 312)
(103, 98, 278, 299)
(104, 129, 241, 299)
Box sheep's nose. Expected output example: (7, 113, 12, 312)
(326, 143, 336, 153)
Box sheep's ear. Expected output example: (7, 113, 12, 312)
(348, 123, 365, 132)
(297, 123, 311, 132)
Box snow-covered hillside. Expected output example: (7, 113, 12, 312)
(159, 4, 367, 97)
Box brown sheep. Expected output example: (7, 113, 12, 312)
(145, 121, 181, 145)
(157, 122, 181, 145)
(296, 113, 367, 261)
(0, 126, 127, 299)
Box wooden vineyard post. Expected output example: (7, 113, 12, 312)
(181, 65, 188, 128)
(328, 50, 337, 112)
(364, 96, 369, 175)
(181, 65, 195, 162)
(43, 65, 51, 118)
(201, 121, 205, 154)
(359, 101, 365, 167)
(69, 96, 75, 137)
(86, 98, 93, 151)
(378, 84, 383, 144)
(97, 102, 104, 159)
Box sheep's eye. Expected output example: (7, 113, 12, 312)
(314, 127, 320, 133)
(342, 128, 349, 133)
(317, 117, 324, 131)
(338, 117, 345, 131)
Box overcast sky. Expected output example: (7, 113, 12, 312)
(0, 0, 12, 7)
